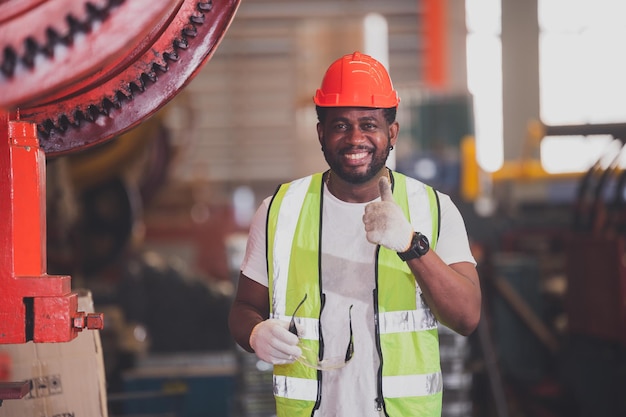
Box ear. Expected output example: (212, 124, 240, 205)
(388, 121, 399, 148)
(316, 122, 324, 146)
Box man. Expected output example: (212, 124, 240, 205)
(229, 51, 481, 417)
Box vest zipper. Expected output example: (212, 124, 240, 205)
(311, 292, 325, 416)
(375, 170, 392, 415)
(311, 176, 326, 416)
(373, 246, 389, 416)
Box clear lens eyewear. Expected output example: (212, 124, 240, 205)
(288, 294, 354, 371)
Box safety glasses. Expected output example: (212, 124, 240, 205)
(288, 294, 354, 371)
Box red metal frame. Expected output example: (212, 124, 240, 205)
(0, 0, 241, 345)
(0, 113, 102, 344)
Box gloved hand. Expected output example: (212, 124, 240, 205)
(249, 319, 302, 365)
(363, 176, 414, 252)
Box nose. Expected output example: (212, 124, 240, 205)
(346, 127, 367, 145)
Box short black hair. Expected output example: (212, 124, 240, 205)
(315, 106, 397, 125)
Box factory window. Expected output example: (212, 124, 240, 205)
(467, 0, 626, 174)
(539, 0, 626, 173)
(465, 0, 503, 173)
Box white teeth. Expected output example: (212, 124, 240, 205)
(345, 152, 368, 160)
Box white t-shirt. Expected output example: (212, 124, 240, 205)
(241, 182, 476, 416)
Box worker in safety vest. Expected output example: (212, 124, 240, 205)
(229, 51, 481, 417)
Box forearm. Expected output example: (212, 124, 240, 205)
(229, 299, 264, 352)
(406, 251, 481, 336)
(228, 274, 270, 352)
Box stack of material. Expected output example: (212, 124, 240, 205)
(231, 346, 276, 417)
(439, 324, 473, 417)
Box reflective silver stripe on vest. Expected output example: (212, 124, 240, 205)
(271, 176, 313, 318)
(382, 372, 443, 398)
(379, 280, 437, 334)
(273, 315, 320, 340)
(274, 375, 319, 401)
(378, 308, 437, 334)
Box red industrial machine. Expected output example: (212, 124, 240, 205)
(0, 0, 240, 403)
(0, 0, 239, 345)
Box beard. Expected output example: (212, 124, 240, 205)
(322, 142, 391, 184)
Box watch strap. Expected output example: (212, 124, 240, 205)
(397, 232, 429, 261)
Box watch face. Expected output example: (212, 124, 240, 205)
(397, 232, 429, 261)
(417, 234, 429, 254)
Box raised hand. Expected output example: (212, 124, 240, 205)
(363, 176, 414, 252)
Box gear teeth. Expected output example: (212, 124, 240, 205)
(119, 84, 133, 99)
(57, 114, 71, 132)
(190, 14, 205, 25)
(65, 15, 88, 43)
(39, 73, 151, 137)
(197, 1, 213, 12)
(173, 37, 188, 50)
(38, 104, 96, 138)
(101, 97, 116, 116)
(114, 90, 129, 105)
(129, 79, 145, 94)
(182, 25, 198, 38)
(86, 104, 100, 122)
(23, 37, 40, 68)
(85, 2, 109, 21)
(141, 71, 157, 84)
(17, 0, 236, 144)
(164, 51, 179, 62)
(40, 119, 55, 137)
(1, 0, 123, 79)
(43, 28, 63, 57)
(99, 91, 126, 116)
(1, 47, 17, 77)
(72, 109, 85, 126)
(152, 58, 168, 73)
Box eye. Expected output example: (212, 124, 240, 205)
(333, 122, 348, 131)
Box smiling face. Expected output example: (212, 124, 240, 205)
(317, 107, 398, 185)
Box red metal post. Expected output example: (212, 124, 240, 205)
(0, 112, 103, 344)
(423, 0, 448, 89)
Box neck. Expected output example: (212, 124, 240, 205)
(325, 168, 391, 203)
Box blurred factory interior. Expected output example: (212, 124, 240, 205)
(1, 0, 626, 416)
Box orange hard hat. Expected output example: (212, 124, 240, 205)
(314, 51, 400, 108)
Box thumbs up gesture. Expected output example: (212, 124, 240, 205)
(363, 176, 414, 252)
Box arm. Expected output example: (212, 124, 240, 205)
(228, 199, 301, 363)
(406, 254, 480, 336)
(228, 273, 269, 352)
(229, 273, 301, 363)
(364, 176, 481, 336)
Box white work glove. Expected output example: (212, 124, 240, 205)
(363, 176, 414, 252)
(249, 319, 302, 365)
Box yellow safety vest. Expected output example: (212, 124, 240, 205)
(267, 170, 442, 417)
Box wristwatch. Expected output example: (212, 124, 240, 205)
(397, 232, 429, 261)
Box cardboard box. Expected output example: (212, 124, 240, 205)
(0, 290, 108, 417)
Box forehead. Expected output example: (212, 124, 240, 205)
(324, 107, 386, 122)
